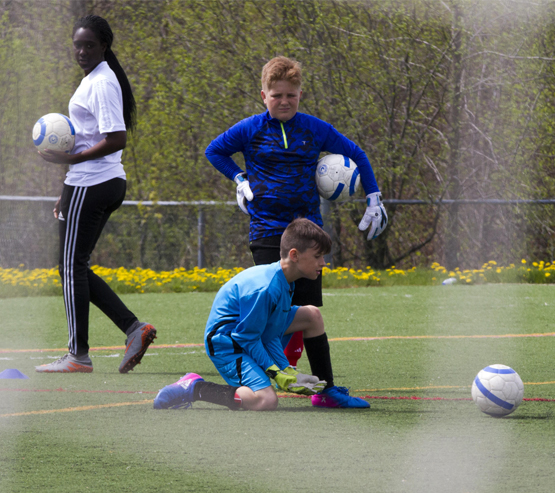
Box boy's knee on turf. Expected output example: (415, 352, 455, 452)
(258, 393, 279, 411)
(241, 386, 279, 411)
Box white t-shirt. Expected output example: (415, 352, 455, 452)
(65, 61, 127, 187)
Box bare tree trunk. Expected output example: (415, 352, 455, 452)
(445, 2, 463, 270)
(69, 0, 89, 18)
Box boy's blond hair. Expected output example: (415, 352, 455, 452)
(261, 56, 302, 91)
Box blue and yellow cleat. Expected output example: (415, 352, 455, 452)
(153, 373, 204, 409)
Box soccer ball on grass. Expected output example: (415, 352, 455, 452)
(316, 154, 360, 201)
(32, 113, 75, 153)
(471, 364, 524, 417)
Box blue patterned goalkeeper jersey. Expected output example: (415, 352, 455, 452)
(205, 111, 380, 241)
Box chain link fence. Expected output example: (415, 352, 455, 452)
(0, 197, 252, 270)
(2, 196, 555, 271)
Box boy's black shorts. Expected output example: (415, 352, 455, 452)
(249, 234, 323, 307)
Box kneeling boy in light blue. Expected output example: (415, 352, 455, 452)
(154, 218, 369, 410)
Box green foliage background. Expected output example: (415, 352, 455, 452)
(1, 0, 555, 270)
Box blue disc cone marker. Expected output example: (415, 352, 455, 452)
(0, 369, 30, 379)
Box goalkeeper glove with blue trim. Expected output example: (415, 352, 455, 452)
(358, 192, 388, 240)
(234, 172, 254, 215)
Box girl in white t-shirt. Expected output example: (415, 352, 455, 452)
(36, 15, 156, 374)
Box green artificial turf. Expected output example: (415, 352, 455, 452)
(1, 285, 554, 492)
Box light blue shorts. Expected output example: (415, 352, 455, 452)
(211, 353, 272, 392)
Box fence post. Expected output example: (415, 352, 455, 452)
(197, 207, 206, 268)
(320, 196, 334, 268)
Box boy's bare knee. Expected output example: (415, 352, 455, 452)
(304, 305, 324, 337)
(243, 387, 279, 411)
(260, 393, 279, 411)
(255, 390, 278, 411)
(308, 305, 323, 325)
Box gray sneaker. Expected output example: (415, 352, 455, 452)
(36, 353, 93, 373)
(119, 322, 157, 373)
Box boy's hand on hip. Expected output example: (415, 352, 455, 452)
(234, 172, 254, 215)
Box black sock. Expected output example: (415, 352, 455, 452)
(193, 381, 241, 410)
(303, 333, 334, 389)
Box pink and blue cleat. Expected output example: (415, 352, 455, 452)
(311, 386, 370, 409)
(153, 373, 204, 409)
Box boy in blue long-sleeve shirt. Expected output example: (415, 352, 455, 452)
(154, 219, 370, 411)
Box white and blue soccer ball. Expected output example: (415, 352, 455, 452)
(316, 154, 360, 201)
(471, 364, 524, 417)
(32, 113, 75, 153)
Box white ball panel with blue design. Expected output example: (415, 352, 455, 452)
(471, 364, 524, 417)
(32, 113, 75, 153)
(316, 154, 360, 201)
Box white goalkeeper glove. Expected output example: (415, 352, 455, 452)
(234, 172, 254, 215)
(266, 365, 326, 395)
(358, 192, 388, 240)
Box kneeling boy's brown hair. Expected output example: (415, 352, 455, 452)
(280, 218, 332, 259)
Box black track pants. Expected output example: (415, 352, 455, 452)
(58, 178, 137, 356)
